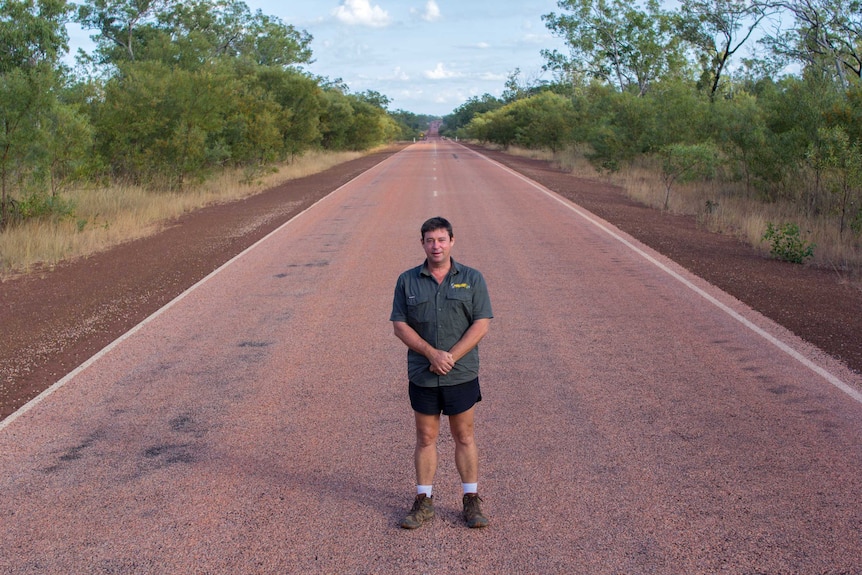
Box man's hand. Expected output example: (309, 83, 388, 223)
(428, 349, 455, 375)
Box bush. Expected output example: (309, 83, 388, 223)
(0, 193, 76, 230)
(761, 222, 815, 263)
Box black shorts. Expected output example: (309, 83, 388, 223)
(409, 378, 482, 416)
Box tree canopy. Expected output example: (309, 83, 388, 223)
(0, 0, 415, 227)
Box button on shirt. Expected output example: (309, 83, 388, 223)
(390, 258, 493, 387)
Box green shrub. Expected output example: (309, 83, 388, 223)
(761, 222, 815, 264)
(17, 193, 76, 222)
(1, 193, 76, 230)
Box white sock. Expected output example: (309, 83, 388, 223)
(462, 482, 478, 495)
(417, 485, 433, 498)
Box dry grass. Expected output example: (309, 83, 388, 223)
(0, 149, 365, 278)
(507, 144, 862, 277)
(601, 157, 862, 277)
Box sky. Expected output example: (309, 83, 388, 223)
(66, 0, 569, 117)
(243, 0, 570, 116)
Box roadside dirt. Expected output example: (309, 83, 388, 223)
(1, 142, 859, 421)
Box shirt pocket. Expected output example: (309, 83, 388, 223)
(445, 288, 473, 318)
(406, 293, 434, 326)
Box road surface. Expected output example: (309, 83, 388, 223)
(1, 140, 861, 574)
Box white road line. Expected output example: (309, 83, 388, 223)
(467, 144, 862, 405)
(0, 149, 409, 433)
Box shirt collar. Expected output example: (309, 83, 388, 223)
(420, 257, 461, 277)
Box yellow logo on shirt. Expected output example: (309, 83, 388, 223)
(451, 283, 470, 289)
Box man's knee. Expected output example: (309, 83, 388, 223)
(449, 411, 476, 446)
(416, 429, 438, 448)
(415, 413, 440, 447)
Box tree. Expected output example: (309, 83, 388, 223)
(579, 87, 657, 169)
(441, 94, 502, 137)
(708, 88, 769, 193)
(0, 0, 70, 227)
(159, 1, 313, 68)
(344, 93, 399, 150)
(389, 110, 441, 140)
(542, 0, 682, 95)
(242, 9, 313, 67)
(75, 0, 175, 64)
(319, 89, 354, 151)
(354, 89, 390, 109)
(219, 75, 283, 167)
(77, 0, 321, 185)
(76, 0, 313, 70)
(755, 73, 843, 202)
(500, 91, 575, 152)
(94, 60, 232, 187)
(678, 0, 772, 99)
(466, 107, 518, 148)
(659, 142, 720, 210)
(254, 67, 322, 157)
(500, 68, 550, 102)
(644, 78, 711, 150)
(761, 0, 862, 88)
(45, 103, 94, 195)
(808, 125, 862, 236)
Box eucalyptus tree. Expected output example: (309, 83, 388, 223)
(76, 0, 317, 186)
(677, 0, 773, 99)
(0, 0, 71, 227)
(156, 0, 313, 69)
(760, 0, 862, 88)
(806, 125, 862, 231)
(254, 67, 323, 157)
(502, 91, 575, 152)
(441, 94, 503, 137)
(344, 91, 399, 151)
(318, 89, 355, 151)
(542, 0, 684, 96)
(76, 0, 313, 70)
(75, 0, 173, 64)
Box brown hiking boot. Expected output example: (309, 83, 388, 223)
(462, 493, 489, 528)
(400, 494, 434, 529)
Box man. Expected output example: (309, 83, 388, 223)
(390, 216, 493, 529)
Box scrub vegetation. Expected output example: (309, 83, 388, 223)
(0, 149, 365, 274)
(0, 0, 432, 273)
(443, 0, 862, 274)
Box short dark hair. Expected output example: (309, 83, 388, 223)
(421, 216, 453, 240)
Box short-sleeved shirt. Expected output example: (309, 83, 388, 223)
(390, 258, 493, 387)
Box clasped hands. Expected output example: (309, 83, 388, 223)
(428, 348, 455, 375)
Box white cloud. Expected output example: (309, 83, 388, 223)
(424, 62, 461, 80)
(333, 0, 391, 27)
(421, 0, 441, 22)
(410, 0, 441, 22)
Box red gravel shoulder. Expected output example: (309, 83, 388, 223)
(1, 143, 859, 420)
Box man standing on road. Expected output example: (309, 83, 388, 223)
(390, 216, 493, 529)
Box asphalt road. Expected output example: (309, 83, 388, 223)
(1, 140, 861, 574)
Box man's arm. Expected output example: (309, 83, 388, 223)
(393, 318, 490, 376)
(448, 318, 490, 363)
(393, 321, 455, 375)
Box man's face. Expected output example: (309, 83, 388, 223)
(422, 228, 453, 266)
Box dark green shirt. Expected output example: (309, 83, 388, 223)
(390, 258, 493, 387)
